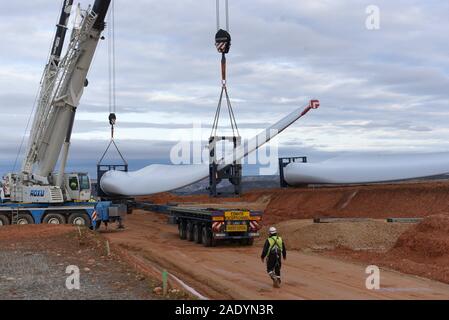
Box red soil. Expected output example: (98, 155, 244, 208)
(142, 181, 449, 284)
(140, 192, 243, 205)
(141, 180, 449, 225)
(327, 213, 449, 285)
(393, 214, 449, 258)
(0, 224, 74, 241)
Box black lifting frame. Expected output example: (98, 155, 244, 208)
(209, 2, 242, 197)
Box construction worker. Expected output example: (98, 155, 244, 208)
(260, 226, 287, 288)
(70, 181, 78, 190)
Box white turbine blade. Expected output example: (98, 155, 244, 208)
(100, 103, 317, 196)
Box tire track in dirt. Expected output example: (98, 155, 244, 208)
(103, 211, 449, 300)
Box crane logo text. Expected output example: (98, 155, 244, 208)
(30, 190, 45, 197)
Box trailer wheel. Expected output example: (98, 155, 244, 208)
(186, 222, 194, 241)
(201, 226, 215, 247)
(68, 212, 91, 228)
(178, 221, 187, 240)
(193, 224, 202, 244)
(16, 213, 34, 225)
(94, 220, 101, 231)
(43, 213, 66, 225)
(0, 215, 10, 226)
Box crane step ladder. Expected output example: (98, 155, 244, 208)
(11, 208, 19, 225)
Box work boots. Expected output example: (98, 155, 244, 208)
(268, 271, 281, 288)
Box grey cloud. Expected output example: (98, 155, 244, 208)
(73, 119, 272, 131)
(337, 120, 432, 132)
(2, 0, 449, 172)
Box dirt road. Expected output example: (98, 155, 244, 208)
(103, 210, 449, 300)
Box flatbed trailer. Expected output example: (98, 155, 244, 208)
(0, 201, 125, 229)
(135, 202, 263, 247)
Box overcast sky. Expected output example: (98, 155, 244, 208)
(1, 0, 449, 176)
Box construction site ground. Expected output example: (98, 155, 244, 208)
(3, 180, 449, 300)
(107, 180, 449, 300)
(0, 225, 186, 300)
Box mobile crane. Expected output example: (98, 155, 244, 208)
(0, 0, 124, 227)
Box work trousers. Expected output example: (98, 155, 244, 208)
(266, 253, 282, 277)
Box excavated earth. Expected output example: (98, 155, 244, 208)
(103, 210, 449, 299)
(140, 180, 449, 288)
(144, 180, 449, 224)
(327, 214, 449, 285)
(3, 180, 449, 299)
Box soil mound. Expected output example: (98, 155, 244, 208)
(392, 214, 449, 258)
(141, 181, 449, 226)
(328, 214, 449, 285)
(266, 219, 411, 251)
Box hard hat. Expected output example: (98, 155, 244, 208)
(269, 226, 277, 235)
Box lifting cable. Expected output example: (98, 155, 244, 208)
(98, 0, 127, 167)
(107, 0, 117, 139)
(210, 0, 239, 138)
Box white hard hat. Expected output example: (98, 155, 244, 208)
(269, 226, 277, 234)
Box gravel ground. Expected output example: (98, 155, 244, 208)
(262, 219, 412, 251)
(0, 225, 158, 300)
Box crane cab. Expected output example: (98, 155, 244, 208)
(63, 173, 92, 202)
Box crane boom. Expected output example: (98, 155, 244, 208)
(4, 0, 111, 204)
(23, 0, 110, 180)
(22, 0, 74, 175)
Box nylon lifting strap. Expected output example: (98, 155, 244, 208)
(268, 236, 283, 253)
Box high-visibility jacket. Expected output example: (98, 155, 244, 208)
(268, 236, 283, 253)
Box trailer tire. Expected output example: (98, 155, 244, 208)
(186, 222, 194, 241)
(43, 213, 66, 225)
(94, 220, 101, 230)
(201, 226, 215, 247)
(178, 221, 187, 240)
(0, 215, 10, 226)
(68, 212, 91, 228)
(193, 224, 202, 244)
(16, 213, 34, 225)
